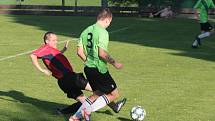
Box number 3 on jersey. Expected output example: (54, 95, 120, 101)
(87, 33, 93, 48)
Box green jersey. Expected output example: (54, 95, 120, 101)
(194, 0, 215, 23)
(78, 23, 109, 74)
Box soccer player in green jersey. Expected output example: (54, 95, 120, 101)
(192, 0, 215, 48)
(69, 8, 126, 121)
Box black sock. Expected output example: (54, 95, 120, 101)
(60, 101, 82, 114)
(108, 102, 117, 111)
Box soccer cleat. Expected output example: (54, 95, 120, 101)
(114, 98, 127, 113)
(192, 36, 202, 48)
(192, 44, 198, 48)
(192, 40, 198, 48)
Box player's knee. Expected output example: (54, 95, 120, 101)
(76, 94, 86, 103)
(89, 92, 100, 102)
(113, 92, 119, 99)
(109, 89, 120, 99)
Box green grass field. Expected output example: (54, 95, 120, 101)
(0, 14, 215, 121)
(0, 0, 101, 6)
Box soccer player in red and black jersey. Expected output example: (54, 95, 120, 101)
(30, 32, 126, 115)
(30, 32, 92, 114)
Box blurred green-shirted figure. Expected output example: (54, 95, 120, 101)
(192, 0, 215, 48)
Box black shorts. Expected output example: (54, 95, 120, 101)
(200, 22, 214, 31)
(84, 66, 117, 94)
(58, 72, 88, 99)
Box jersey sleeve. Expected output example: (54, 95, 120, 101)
(98, 30, 109, 51)
(32, 45, 47, 58)
(194, 0, 201, 9)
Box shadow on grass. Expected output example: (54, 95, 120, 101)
(95, 109, 114, 116)
(0, 90, 69, 120)
(0, 90, 118, 120)
(6, 15, 215, 62)
(117, 117, 133, 121)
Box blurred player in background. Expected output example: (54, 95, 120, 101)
(149, 6, 173, 18)
(192, 0, 215, 48)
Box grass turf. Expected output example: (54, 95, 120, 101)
(0, 15, 215, 121)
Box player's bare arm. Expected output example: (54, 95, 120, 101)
(77, 46, 86, 62)
(30, 54, 51, 76)
(98, 47, 123, 69)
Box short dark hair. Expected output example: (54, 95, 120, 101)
(43, 31, 55, 44)
(97, 8, 112, 20)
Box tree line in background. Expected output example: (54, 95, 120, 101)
(10, 0, 215, 10)
(108, 0, 215, 8)
(15, 0, 215, 9)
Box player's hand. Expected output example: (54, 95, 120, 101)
(64, 40, 69, 48)
(113, 62, 123, 69)
(42, 69, 52, 76)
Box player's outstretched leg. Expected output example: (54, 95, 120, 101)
(192, 28, 213, 48)
(70, 97, 93, 121)
(82, 107, 91, 121)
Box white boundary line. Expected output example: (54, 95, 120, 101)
(0, 50, 33, 61)
(0, 27, 129, 62)
(0, 40, 72, 62)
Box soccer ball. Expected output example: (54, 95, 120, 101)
(130, 106, 146, 121)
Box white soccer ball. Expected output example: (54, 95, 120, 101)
(130, 106, 146, 121)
